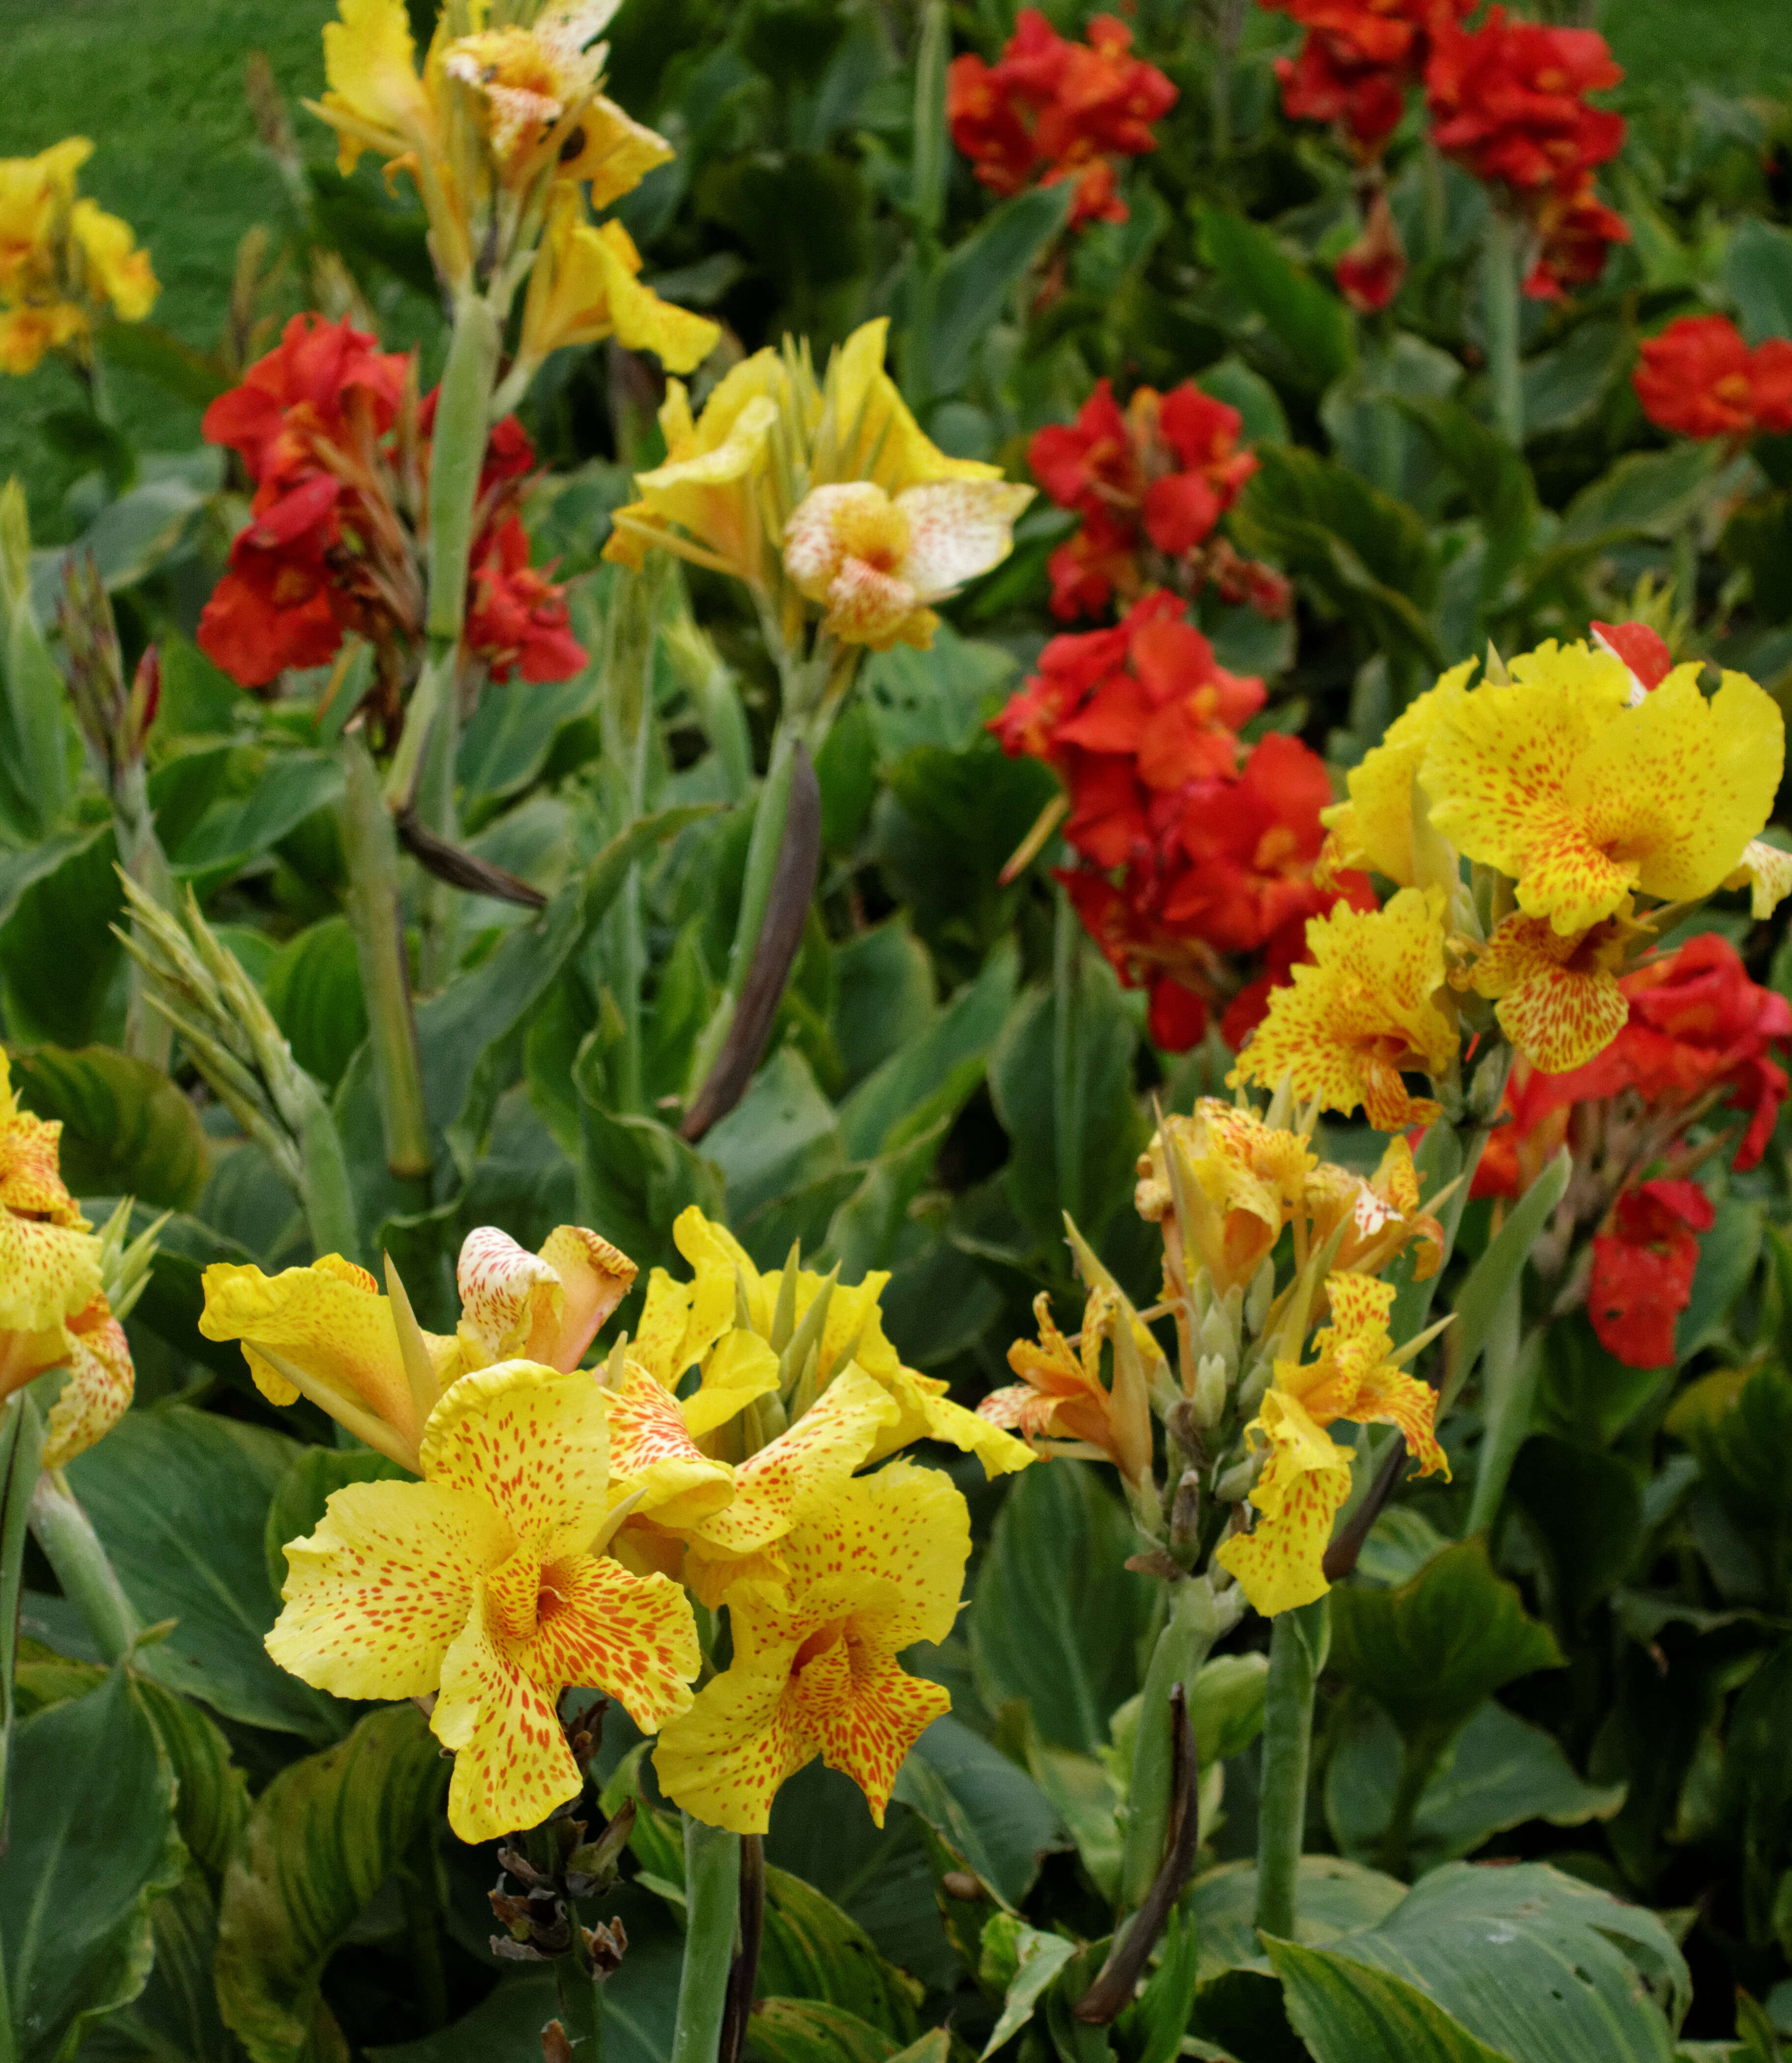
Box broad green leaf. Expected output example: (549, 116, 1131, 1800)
(95, 317, 230, 406)
(0, 822, 123, 1049)
(264, 917, 369, 1090)
(839, 938, 1016, 1159)
(1190, 1651, 1271, 1763)
(577, 1101, 725, 1278)
(0, 1668, 185, 2063)
(66, 1406, 341, 1740)
(0, 1391, 45, 1827)
(968, 1459, 1157, 1755)
(1690, 1367, 1792, 1597)
(750, 1998, 902, 2063)
(0, 511, 75, 843)
(860, 624, 1018, 763)
(757, 1865, 923, 2040)
(1726, 218, 1792, 346)
(1397, 395, 1539, 604)
(980, 1922, 1077, 2058)
(263, 1445, 409, 1599)
(1021, 1730, 1123, 1902)
(171, 749, 343, 895)
(1323, 337, 1461, 518)
(1191, 1856, 1406, 1978)
(72, 468, 218, 593)
(822, 1120, 952, 1279)
(1520, 316, 1629, 437)
(87, 1865, 238, 2063)
(703, 1045, 844, 1224)
(10, 1043, 207, 1210)
(1269, 1938, 1512, 2063)
(216, 1704, 449, 2063)
(927, 183, 1074, 398)
(1198, 355, 1288, 446)
(1509, 1436, 1645, 1624)
(135, 1677, 252, 1880)
(891, 1715, 1069, 1911)
(1327, 1538, 1563, 1748)
(1197, 208, 1355, 392)
(1557, 444, 1723, 548)
(1678, 1198, 1761, 1360)
(1308, 1861, 1687, 2062)
(1326, 1698, 1626, 1871)
(457, 669, 599, 802)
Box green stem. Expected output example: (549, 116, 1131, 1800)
(1484, 207, 1524, 448)
(28, 1468, 139, 1665)
(1254, 1598, 1329, 1940)
(902, 0, 950, 408)
(1378, 1729, 1449, 1879)
(414, 692, 460, 994)
(340, 732, 432, 1182)
(1119, 1577, 1226, 1912)
(1466, 1303, 1541, 1535)
(671, 1815, 741, 2063)
(112, 760, 174, 1071)
(0, 1392, 46, 1832)
(602, 564, 664, 1117)
(294, 1086, 362, 1262)
(555, 1951, 605, 2062)
(400, 1857, 450, 2033)
(1053, 891, 1085, 1227)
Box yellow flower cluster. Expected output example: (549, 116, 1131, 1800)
(0, 1053, 136, 1467)
(202, 1207, 1030, 1842)
(1235, 638, 1786, 1125)
(312, 0, 716, 373)
(0, 140, 157, 377)
(604, 317, 1034, 653)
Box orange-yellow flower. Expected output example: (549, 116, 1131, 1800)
(1303, 1134, 1445, 1283)
(0, 138, 157, 374)
(1467, 907, 1631, 1074)
(1725, 838, 1792, 920)
(979, 1284, 1154, 1494)
(1216, 1275, 1446, 1616)
(1232, 888, 1458, 1131)
(653, 1459, 965, 1833)
(268, 1358, 699, 1843)
(1420, 641, 1782, 936)
(1135, 1099, 1316, 1296)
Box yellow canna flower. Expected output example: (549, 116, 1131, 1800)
(1302, 1134, 1444, 1284)
(442, 0, 619, 179)
(200, 1222, 636, 1470)
(0, 1051, 134, 1466)
(516, 192, 717, 380)
(0, 305, 87, 377)
(1232, 888, 1458, 1132)
(68, 199, 158, 321)
(979, 1283, 1153, 1495)
(1724, 838, 1792, 921)
(783, 477, 1034, 652)
(0, 138, 93, 298)
(1135, 1099, 1316, 1298)
(0, 138, 156, 374)
(268, 1358, 700, 1843)
(653, 1459, 965, 1833)
(1216, 1275, 1446, 1616)
(1321, 661, 1475, 887)
(1420, 642, 1783, 937)
(1467, 908, 1631, 1074)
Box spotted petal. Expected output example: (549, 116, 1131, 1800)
(792, 1641, 949, 1828)
(41, 1300, 133, 1469)
(519, 1553, 698, 1735)
(605, 1362, 735, 1528)
(1214, 1391, 1353, 1617)
(434, 1601, 584, 1844)
(896, 480, 1033, 601)
(1724, 837, 1792, 920)
(420, 1360, 612, 1563)
(652, 1643, 809, 1836)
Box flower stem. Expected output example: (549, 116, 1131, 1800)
(671, 1815, 742, 2063)
(340, 732, 432, 1182)
(28, 1467, 139, 1665)
(1484, 207, 1524, 447)
(1119, 1576, 1228, 1912)
(0, 1391, 46, 1830)
(1254, 1597, 1329, 1940)
(1378, 1728, 1448, 1880)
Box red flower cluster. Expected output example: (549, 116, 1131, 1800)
(1028, 378, 1290, 624)
(990, 593, 1370, 1049)
(1266, 0, 1471, 160)
(198, 313, 585, 719)
(1633, 314, 1792, 444)
(1425, 9, 1628, 299)
(947, 10, 1177, 229)
(1476, 933, 1792, 1367)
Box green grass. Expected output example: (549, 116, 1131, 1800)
(1598, 0, 1792, 98)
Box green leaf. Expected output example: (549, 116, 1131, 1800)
(969, 1459, 1158, 1755)
(749, 1998, 902, 2063)
(1678, 1197, 1761, 1360)
(1441, 1147, 1569, 1410)
(65, 1406, 341, 1740)
(263, 1445, 409, 1599)
(1520, 316, 1630, 437)
(1326, 1698, 1626, 1872)
(1509, 1435, 1645, 1624)
(0, 822, 123, 1049)
(0, 1392, 45, 1828)
(1327, 1538, 1563, 1749)
(70, 467, 219, 593)
(1198, 355, 1289, 445)
(1396, 395, 1539, 605)
(839, 939, 1016, 1159)
(861, 622, 1018, 763)
(703, 1045, 844, 1225)
(1726, 219, 1792, 347)
(1557, 445, 1723, 549)
(927, 183, 1075, 398)
(1691, 1368, 1792, 1602)
(457, 669, 599, 803)
(1, 1668, 186, 2063)
(1269, 1938, 1512, 2063)
(215, 1704, 449, 2063)
(9, 1043, 207, 1209)
(0, 526, 75, 844)
(170, 749, 343, 895)
(757, 1865, 923, 2040)
(1197, 208, 1355, 392)
(1190, 1651, 1271, 1764)
(891, 1715, 1069, 1911)
(95, 1864, 239, 2063)
(1191, 1856, 1407, 1978)
(1301, 1861, 1688, 2062)
(980, 1921, 1077, 2057)
(96, 317, 230, 405)
(264, 917, 369, 1091)
(135, 1678, 252, 1880)
(577, 1101, 725, 1278)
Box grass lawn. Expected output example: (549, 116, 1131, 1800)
(1598, 0, 1792, 99)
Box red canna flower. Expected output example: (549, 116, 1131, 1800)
(1588, 1177, 1715, 1368)
(1264, 0, 1472, 159)
(465, 517, 588, 685)
(1633, 314, 1792, 443)
(948, 10, 1176, 229)
(1333, 189, 1408, 312)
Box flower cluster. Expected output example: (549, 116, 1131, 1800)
(604, 318, 1031, 655)
(1425, 9, 1628, 300)
(1237, 630, 1787, 1131)
(1633, 314, 1792, 445)
(990, 1097, 1450, 1618)
(1027, 377, 1290, 624)
(203, 1208, 1029, 1842)
(197, 313, 584, 718)
(991, 593, 1368, 1050)
(1266, 0, 1471, 161)
(0, 1053, 137, 1469)
(947, 9, 1177, 230)
(1476, 932, 1791, 1367)
(0, 138, 157, 376)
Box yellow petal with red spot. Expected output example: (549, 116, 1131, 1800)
(864, 1363, 1035, 1476)
(454, 1223, 635, 1375)
(41, 1299, 133, 1469)
(420, 1359, 612, 1564)
(434, 1603, 586, 1844)
(794, 1644, 950, 1828)
(518, 1553, 699, 1736)
(1214, 1391, 1353, 1617)
(682, 1327, 781, 1438)
(604, 1361, 735, 1528)
(1725, 838, 1792, 920)
(1471, 911, 1629, 1074)
(1344, 1364, 1449, 1480)
(267, 1476, 510, 1700)
(1322, 661, 1476, 887)
(651, 1639, 810, 1834)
